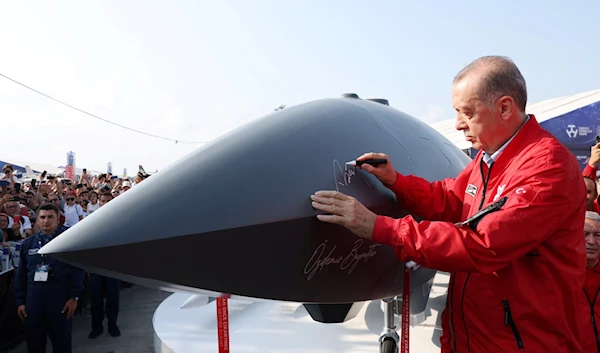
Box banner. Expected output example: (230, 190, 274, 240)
(65, 151, 76, 180)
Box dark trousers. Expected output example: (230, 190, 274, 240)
(89, 273, 120, 330)
(24, 282, 73, 353)
(25, 304, 72, 353)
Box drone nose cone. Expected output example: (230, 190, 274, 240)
(40, 96, 470, 303)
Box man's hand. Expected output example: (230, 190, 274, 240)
(17, 305, 27, 321)
(591, 143, 600, 168)
(11, 220, 20, 234)
(355, 152, 397, 186)
(311, 190, 378, 239)
(61, 299, 77, 319)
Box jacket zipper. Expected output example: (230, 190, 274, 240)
(450, 158, 494, 352)
(461, 274, 471, 353)
(584, 288, 600, 352)
(449, 275, 457, 352)
(503, 300, 524, 349)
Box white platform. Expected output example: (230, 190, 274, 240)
(153, 272, 450, 353)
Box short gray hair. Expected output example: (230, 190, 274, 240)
(453, 56, 528, 112)
(586, 211, 600, 221)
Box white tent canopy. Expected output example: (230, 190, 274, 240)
(428, 88, 600, 150)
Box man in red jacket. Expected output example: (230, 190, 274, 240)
(583, 211, 600, 352)
(582, 143, 600, 211)
(311, 55, 589, 352)
(585, 176, 600, 212)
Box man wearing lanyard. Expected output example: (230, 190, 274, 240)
(13, 203, 85, 353)
(311, 56, 589, 351)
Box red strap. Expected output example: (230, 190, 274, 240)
(217, 297, 230, 353)
(401, 266, 410, 353)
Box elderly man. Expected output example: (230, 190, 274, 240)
(3, 196, 33, 238)
(583, 211, 600, 352)
(311, 56, 588, 352)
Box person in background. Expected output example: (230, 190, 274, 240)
(88, 192, 121, 338)
(62, 191, 84, 227)
(4, 197, 33, 238)
(1, 164, 20, 184)
(13, 203, 85, 353)
(311, 55, 589, 352)
(0, 213, 21, 242)
(585, 177, 600, 212)
(582, 211, 600, 352)
(86, 191, 100, 215)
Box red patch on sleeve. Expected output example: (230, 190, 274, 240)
(512, 185, 538, 204)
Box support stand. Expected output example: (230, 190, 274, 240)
(378, 296, 399, 353)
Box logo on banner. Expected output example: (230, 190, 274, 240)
(566, 124, 593, 139)
(566, 125, 578, 138)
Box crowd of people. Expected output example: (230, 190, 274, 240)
(0, 165, 150, 352)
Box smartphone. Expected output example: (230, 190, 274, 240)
(41, 171, 47, 178)
(596, 135, 600, 144)
(14, 183, 21, 193)
(83, 168, 87, 174)
(13, 215, 20, 223)
(75, 183, 83, 189)
(48, 175, 55, 180)
(31, 179, 37, 188)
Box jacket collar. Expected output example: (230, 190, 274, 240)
(482, 115, 531, 167)
(35, 225, 68, 241)
(478, 114, 543, 171)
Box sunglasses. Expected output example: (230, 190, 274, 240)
(66, 198, 75, 201)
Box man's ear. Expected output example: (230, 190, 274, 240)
(497, 96, 516, 121)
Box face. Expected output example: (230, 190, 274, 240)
(4, 201, 20, 216)
(0, 216, 7, 230)
(66, 194, 76, 206)
(89, 193, 98, 203)
(452, 75, 504, 153)
(585, 178, 598, 211)
(38, 209, 59, 234)
(99, 195, 112, 207)
(48, 195, 61, 206)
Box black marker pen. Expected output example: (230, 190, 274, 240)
(345, 158, 388, 167)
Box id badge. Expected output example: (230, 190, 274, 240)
(34, 264, 50, 282)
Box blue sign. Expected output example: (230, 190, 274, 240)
(539, 102, 600, 150)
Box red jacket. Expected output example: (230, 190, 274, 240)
(372, 115, 589, 352)
(583, 164, 600, 212)
(583, 261, 600, 352)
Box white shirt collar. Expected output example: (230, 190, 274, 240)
(482, 115, 530, 167)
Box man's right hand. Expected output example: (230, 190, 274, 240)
(17, 305, 27, 321)
(355, 152, 398, 186)
(590, 143, 600, 168)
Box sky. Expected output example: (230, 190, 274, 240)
(0, 0, 598, 175)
